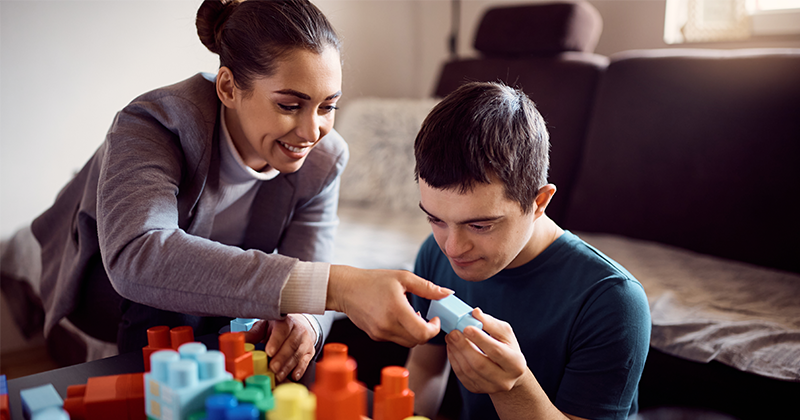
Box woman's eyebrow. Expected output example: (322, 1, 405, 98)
(274, 89, 342, 101)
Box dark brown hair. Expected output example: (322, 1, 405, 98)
(196, 0, 341, 92)
(414, 82, 550, 214)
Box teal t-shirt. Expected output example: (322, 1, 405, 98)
(412, 231, 651, 420)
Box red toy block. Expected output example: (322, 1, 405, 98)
(219, 332, 254, 381)
(314, 355, 366, 420)
(143, 326, 195, 371)
(63, 384, 87, 419)
(0, 395, 8, 420)
(125, 373, 146, 420)
(170, 326, 194, 350)
(67, 384, 87, 398)
(372, 366, 414, 420)
(84, 374, 129, 419)
(63, 373, 146, 420)
(322, 342, 349, 362)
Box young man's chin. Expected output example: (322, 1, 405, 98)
(450, 261, 496, 282)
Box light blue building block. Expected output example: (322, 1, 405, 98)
(31, 407, 70, 420)
(230, 318, 259, 333)
(19, 383, 64, 420)
(145, 342, 234, 420)
(426, 294, 483, 334)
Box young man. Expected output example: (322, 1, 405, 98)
(406, 82, 651, 420)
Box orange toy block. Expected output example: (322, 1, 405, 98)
(373, 366, 414, 420)
(314, 352, 366, 420)
(143, 326, 195, 371)
(219, 332, 254, 381)
(322, 343, 349, 362)
(0, 395, 8, 420)
(63, 373, 146, 420)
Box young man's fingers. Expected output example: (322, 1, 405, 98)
(470, 308, 515, 344)
(461, 325, 515, 368)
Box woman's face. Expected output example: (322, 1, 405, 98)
(221, 45, 342, 174)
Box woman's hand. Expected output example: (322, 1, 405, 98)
(445, 308, 530, 395)
(326, 265, 452, 347)
(244, 315, 317, 383)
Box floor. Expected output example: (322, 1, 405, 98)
(0, 342, 59, 380)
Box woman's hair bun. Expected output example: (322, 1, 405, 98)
(196, 0, 237, 54)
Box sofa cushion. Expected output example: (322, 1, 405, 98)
(565, 49, 800, 273)
(474, 1, 603, 56)
(579, 232, 800, 382)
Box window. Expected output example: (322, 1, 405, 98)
(664, 0, 800, 43)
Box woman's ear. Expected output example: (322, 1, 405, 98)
(532, 184, 557, 218)
(216, 66, 237, 108)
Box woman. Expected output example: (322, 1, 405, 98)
(32, 0, 448, 383)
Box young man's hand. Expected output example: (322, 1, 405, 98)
(244, 315, 317, 383)
(445, 308, 530, 394)
(327, 265, 452, 347)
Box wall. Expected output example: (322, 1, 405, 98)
(2, 0, 799, 239)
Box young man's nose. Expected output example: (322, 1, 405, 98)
(444, 229, 471, 258)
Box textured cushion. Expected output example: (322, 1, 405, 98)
(335, 97, 440, 214)
(474, 1, 602, 56)
(565, 49, 800, 273)
(579, 232, 800, 382)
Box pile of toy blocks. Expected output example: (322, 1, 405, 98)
(16, 323, 428, 420)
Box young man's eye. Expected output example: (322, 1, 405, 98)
(278, 104, 301, 111)
(470, 224, 491, 232)
(427, 216, 443, 225)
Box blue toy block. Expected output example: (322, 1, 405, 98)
(230, 318, 259, 333)
(19, 384, 64, 420)
(225, 403, 258, 420)
(145, 343, 233, 420)
(426, 294, 483, 334)
(30, 407, 69, 420)
(204, 394, 237, 420)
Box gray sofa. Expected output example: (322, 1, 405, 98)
(331, 2, 800, 418)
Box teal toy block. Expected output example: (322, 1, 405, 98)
(426, 294, 483, 334)
(145, 342, 233, 420)
(30, 407, 69, 420)
(19, 384, 65, 420)
(230, 318, 258, 333)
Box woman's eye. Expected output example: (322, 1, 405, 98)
(278, 104, 301, 111)
(320, 105, 340, 114)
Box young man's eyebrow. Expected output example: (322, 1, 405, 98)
(418, 202, 503, 225)
(274, 89, 342, 101)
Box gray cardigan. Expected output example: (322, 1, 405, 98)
(32, 73, 349, 338)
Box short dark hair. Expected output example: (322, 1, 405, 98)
(414, 81, 550, 214)
(196, 0, 341, 92)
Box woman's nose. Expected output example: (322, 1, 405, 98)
(296, 112, 322, 143)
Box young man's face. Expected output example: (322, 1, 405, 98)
(419, 178, 541, 282)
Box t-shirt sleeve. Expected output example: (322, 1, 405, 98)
(555, 279, 651, 420)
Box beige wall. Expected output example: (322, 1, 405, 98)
(2, 0, 799, 238)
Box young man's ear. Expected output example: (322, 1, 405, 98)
(533, 184, 557, 218)
(216, 66, 237, 108)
